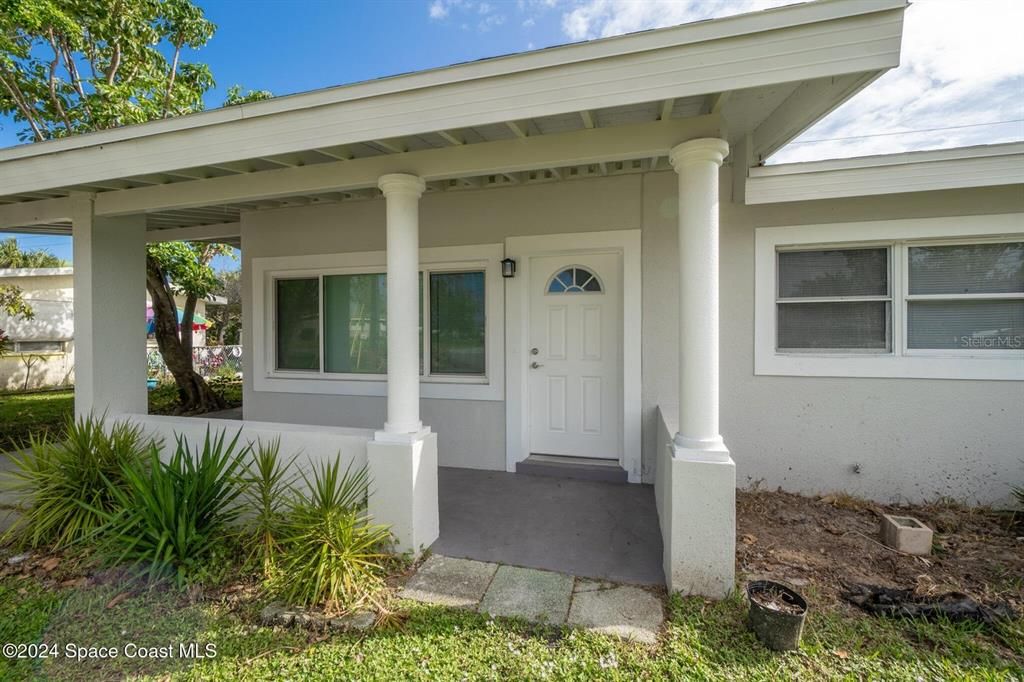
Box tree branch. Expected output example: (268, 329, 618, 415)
(163, 41, 181, 118)
(0, 68, 45, 141)
(46, 29, 74, 134)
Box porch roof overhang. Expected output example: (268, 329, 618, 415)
(0, 0, 906, 240)
(745, 142, 1024, 203)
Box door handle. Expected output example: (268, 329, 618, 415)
(531, 361, 543, 369)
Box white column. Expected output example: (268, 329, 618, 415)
(377, 173, 427, 439)
(71, 195, 147, 417)
(367, 173, 438, 558)
(661, 138, 735, 598)
(668, 138, 730, 460)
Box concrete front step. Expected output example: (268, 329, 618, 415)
(516, 454, 628, 484)
(400, 554, 664, 644)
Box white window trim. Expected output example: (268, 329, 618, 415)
(755, 214, 1024, 381)
(252, 244, 504, 400)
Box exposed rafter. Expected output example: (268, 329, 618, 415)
(505, 120, 529, 139)
(373, 139, 407, 154)
(659, 99, 675, 121)
(437, 130, 465, 146)
(580, 111, 596, 129)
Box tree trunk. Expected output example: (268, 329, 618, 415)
(146, 255, 224, 413)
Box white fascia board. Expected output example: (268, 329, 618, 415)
(0, 1, 905, 197)
(746, 143, 1024, 204)
(0, 267, 74, 277)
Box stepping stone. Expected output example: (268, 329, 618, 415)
(567, 580, 664, 644)
(478, 565, 574, 624)
(400, 555, 497, 608)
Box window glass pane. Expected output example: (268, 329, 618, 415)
(276, 278, 319, 370)
(548, 267, 602, 294)
(324, 274, 388, 374)
(777, 301, 889, 350)
(907, 300, 1024, 350)
(778, 248, 888, 298)
(908, 242, 1024, 295)
(430, 271, 485, 374)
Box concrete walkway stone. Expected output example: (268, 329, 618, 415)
(400, 555, 665, 643)
(567, 581, 664, 644)
(479, 565, 573, 623)
(400, 555, 497, 608)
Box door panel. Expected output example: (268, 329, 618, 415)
(528, 254, 621, 460)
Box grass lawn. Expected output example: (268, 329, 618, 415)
(0, 389, 73, 452)
(0, 378, 243, 452)
(0, 568, 1020, 681)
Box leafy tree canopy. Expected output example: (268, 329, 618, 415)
(0, 0, 268, 142)
(0, 237, 67, 268)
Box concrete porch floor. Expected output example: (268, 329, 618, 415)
(433, 467, 664, 586)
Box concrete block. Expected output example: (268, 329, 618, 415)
(367, 432, 438, 556)
(880, 514, 933, 555)
(663, 447, 736, 597)
(478, 565, 573, 623)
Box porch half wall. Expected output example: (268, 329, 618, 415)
(240, 169, 1024, 505)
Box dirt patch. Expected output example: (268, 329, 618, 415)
(736, 489, 1024, 611)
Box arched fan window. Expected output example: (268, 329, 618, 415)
(547, 266, 603, 293)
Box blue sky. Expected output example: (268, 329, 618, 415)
(3, 0, 1022, 266)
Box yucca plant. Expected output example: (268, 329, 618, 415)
(91, 428, 250, 587)
(241, 438, 297, 577)
(1, 414, 152, 549)
(271, 458, 392, 613)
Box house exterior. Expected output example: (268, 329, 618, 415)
(0, 267, 223, 390)
(0, 268, 75, 390)
(0, 0, 1020, 596)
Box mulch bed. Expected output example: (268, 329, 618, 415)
(737, 489, 1024, 612)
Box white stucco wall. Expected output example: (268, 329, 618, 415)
(0, 271, 75, 391)
(240, 170, 1023, 505)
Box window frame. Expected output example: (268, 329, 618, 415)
(901, 236, 1024, 359)
(253, 244, 504, 400)
(774, 243, 893, 354)
(754, 214, 1023, 381)
(12, 340, 67, 354)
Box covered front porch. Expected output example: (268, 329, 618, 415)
(0, 0, 907, 596)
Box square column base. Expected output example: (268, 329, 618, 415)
(665, 443, 736, 597)
(367, 432, 438, 557)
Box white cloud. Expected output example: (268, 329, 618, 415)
(429, 0, 448, 19)
(554, 0, 1024, 162)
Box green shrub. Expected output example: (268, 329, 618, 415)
(241, 438, 297, 577)
(1, 414, 152, 549)
(93, 428, 249, 587)
(271, 458, 392, 612)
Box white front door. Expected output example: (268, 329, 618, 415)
(528, 253, 622, 460)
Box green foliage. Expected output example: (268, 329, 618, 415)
(0, 387, 72, 452)
(0, 284, 34, 319)
(0, 237, 66, 268)
(241, 438, 297, 577)
(92, 428, 250, 586)
(270, 458, 392, 612)
(0, 328, 8, 358)
(1, 414, 152, 548)
(147, 376, 241, 415)
(147, 241, 234, 303)
(0, 0, 271, 143)
(223, 84, 273, 106)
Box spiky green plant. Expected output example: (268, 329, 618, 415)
(91, 428, 250, 587)
(271, 458, 392, 612)
(241, 438, 297, 577)
(1, 414, 152, 549)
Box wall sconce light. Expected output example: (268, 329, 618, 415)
(501, 257, 517, 278)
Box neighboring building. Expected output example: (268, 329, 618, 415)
(0, 268, 74, 391)
(0, 267, 223, 390)
(0, 0, 1020, 596)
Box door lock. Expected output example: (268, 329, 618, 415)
(530, 347, 540, 355)
(531, 361, 543, 369)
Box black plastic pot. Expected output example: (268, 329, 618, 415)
(747, 580, 808, 651)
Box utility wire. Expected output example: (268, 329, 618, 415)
(790, 119, 1024, 144)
